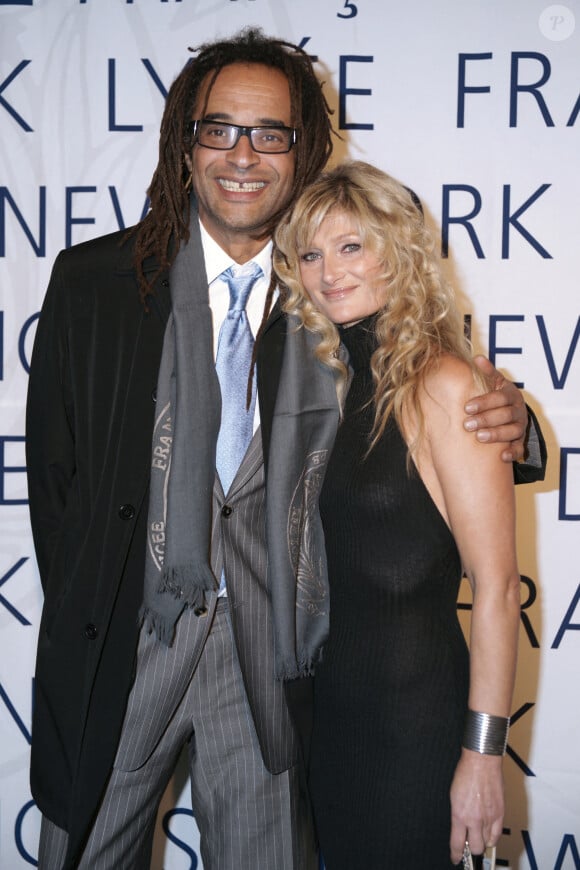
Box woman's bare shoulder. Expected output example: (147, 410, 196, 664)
(421, 353, 477, 414)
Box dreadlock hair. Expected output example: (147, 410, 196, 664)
(131, 27, 334, 306)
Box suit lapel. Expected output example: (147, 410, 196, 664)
(225, 428, 264, 497)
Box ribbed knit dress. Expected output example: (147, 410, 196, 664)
(309, 317, 470, 869)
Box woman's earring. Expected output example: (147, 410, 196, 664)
(184, 171, 193, 192)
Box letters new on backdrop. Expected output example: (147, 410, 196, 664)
(1, 1, 578, 867)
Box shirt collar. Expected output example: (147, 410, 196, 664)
(199, 219, 273, 284)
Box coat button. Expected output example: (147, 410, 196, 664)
(221, 505, 233, 518)
(84, 623, 98, 640)
(119, 504, 135, 520)
(161, 279, 169, 287)
(194, 606, 208, 617)
(151, 388, 157, 403)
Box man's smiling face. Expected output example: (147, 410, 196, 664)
(186, 62, 297, 261)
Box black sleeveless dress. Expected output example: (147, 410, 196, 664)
(309, 318, 469, 869)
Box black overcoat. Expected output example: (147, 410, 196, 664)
(26, 229, 172, 865)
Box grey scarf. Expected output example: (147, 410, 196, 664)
(266, 316, 343, 680)
(141, 201, 220, 644)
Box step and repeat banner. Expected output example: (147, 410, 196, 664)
(1, 1, 578, 867)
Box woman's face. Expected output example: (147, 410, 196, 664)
(298, 210, 386, 326)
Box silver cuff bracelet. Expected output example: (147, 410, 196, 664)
(462, 709, 510, 756)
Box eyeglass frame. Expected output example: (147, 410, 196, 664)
(188, 119, 298, 154)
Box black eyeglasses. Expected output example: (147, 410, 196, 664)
(189, 120, 297, 154)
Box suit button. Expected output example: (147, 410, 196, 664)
(119, 504, 135, 520)
(221, 505, 233, 518)
(151, 388, 157, 402)
(194, 606, 208, 617)
(161, 279, 169, 287)
(84, 623, 98, 640)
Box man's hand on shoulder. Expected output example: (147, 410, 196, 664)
(463, 356, 528, 463)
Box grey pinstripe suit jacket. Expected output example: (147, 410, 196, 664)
(114, 381, 299, 778)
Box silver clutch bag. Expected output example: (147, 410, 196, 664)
(463, 843, 497, 870)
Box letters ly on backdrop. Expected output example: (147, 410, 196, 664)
(0, 1, 578, 867)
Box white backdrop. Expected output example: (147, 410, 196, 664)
(1, 1, 579, 867)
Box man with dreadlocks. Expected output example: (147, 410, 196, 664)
(26, 27, 542, 870)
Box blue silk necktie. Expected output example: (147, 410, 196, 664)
(215, 262, 262, 495)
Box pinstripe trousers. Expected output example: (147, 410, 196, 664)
(38, 600, 317, 870)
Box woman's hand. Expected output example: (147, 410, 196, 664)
(449, 749, 505, 865)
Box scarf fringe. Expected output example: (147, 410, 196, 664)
(275, 647, 324, 682)
(139, 605, 178, 647)
(158, 563, 216, 606)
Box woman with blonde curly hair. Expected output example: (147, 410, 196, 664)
(273, 161, 520, 869)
